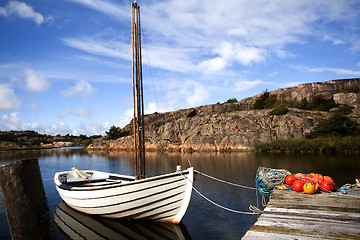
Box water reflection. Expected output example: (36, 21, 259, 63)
(0, 149, 359, 239)
(55, 202, 192, 240)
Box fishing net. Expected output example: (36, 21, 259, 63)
(256, 166, 290, 197)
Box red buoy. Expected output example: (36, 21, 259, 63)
(320, 180, 335, 192)
(285, 175, 296, 185)
(292, 179, 305, 192)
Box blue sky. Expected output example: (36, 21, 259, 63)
(1, 0, 360, 136)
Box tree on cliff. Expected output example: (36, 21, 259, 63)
(106, 125, 122, 140)
(106, 125, 130, 140)
(252, 90, 277, 109)
(306, 111, 360, 139)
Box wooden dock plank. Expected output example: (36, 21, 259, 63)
(242, 190, 360, 240)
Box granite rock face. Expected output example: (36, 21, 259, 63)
(88, 78, 360, 152)
(239, 78, 360, 113)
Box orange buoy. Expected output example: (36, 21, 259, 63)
(307, 173, 317, 182)
(294, 173, 304, 179)
(303, 182, 316, 194)
(324, 176, 334, 183)
(277, 184, 288, 190)
(316, 174, 324, 184)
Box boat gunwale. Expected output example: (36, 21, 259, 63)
(55, 167, 193, 191)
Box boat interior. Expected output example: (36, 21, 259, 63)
(57, 169, 135, 188)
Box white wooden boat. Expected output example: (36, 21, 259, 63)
(54, 167, 193, 223)
(54, 1, 194, 224)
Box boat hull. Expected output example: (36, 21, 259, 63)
(54, 167, 194, 224)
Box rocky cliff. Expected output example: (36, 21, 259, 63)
(88, 78, 360, 152)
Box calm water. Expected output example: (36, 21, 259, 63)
(0, 148, 359, 239)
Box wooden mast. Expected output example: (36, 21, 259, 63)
(132, 1, 145, 180)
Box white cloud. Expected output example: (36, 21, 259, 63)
(0, 112, 107, 136)
(0, 84, 21, 110)
(350, 39, 360, 53)
(144, 102, 176, 115)
(295, 65, 360, 75)
(72, 120, 108, 136)
(59, 107, 93, 118)
(0, 1, 44, 25)
(266, 72, 279, 79)
(59, 108, 72, 119)
(235, 79, 262, 91)
(62, 80, 96, 97)
(62, 0, 360, 77)
(199, 57, 227, 74)
(69, 0, 127, 21)
(165, 79, 210, 107)
(117, 108, 133, 128)
(24, 68, 50, 92)
(0, 112, 39, 131)
(62, 37, 130, 59)
(75, 108, 93, 117)
(233, 44, 267, 66)
(198, 42, 267, 74)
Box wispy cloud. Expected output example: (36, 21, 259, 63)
(59, 108, 72, 119)
(59, 107, 93, 118)
(63, 0, 360, 77)
(0, 84, 21, 110)
(62, 37, 130, 59)
(68, 0, 127, 21)
(144, 0, 358, 53)
(266, 72, 279, 79)
(235, 79, 262, 91)
(24, 68, 50, 92)
(0, 1, 45, 25)
(61, 80, 97, 97)
(295, 65, 360, 75)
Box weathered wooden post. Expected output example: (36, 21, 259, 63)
(0, 159, 55, 240)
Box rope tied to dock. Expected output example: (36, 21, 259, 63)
(256, 166, 290, 197)
(191, 186, 263, 215)
(179, 171, 262, 215)
(194, 170, 257, 190)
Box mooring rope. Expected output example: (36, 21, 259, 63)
(191, 185, 262, 215)
(194, 170, 257, 190)
(179, 171, 262, 215)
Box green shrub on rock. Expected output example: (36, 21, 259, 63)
(269, 107, 289, 116)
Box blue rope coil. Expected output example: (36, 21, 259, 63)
(255, 166, 290, 197)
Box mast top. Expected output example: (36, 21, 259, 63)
(132, 1, 139, 8)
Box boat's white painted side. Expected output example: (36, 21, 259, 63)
(54, 167, 194, 224)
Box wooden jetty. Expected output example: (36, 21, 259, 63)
(242, 190, 360, 239)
